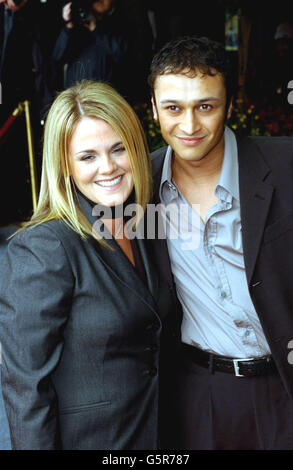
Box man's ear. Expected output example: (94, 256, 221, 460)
(151, 96, 158, 120)
(227, 98, 233, 119)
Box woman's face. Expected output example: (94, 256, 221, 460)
(68, 117, 134, 207)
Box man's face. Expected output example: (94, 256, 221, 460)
(0, 0, 27, 11)
(152, 71, 232, 165)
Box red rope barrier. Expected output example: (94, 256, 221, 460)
(0, 104, 24, 144)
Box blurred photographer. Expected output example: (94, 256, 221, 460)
(0, 0, 56, 226)
(53, 1, 128, 97)
(52, 0, 153, 103)
(1, 0, 38, 121)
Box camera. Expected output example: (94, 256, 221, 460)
(70, 0, 94, 27)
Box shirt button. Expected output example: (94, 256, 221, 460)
(245, 330, 251, 337)
(220, 291, 227, 299)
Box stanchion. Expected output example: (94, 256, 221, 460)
(0, 101, 39, 212)
(23, 100, 38, 212)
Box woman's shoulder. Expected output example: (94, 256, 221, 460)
(7, 219, 80, 254)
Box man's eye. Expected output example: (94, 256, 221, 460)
(199, 104, 212, 111)
(167, 105, 180, 112)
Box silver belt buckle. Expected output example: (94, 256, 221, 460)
(233, 357, 254, 377)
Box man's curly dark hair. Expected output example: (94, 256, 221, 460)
(148, 36, 236, 112)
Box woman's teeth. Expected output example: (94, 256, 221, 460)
(96, 175, 122, 187)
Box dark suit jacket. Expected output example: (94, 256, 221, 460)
(151, 135, 293, 399)
(0, 194, 180, 450)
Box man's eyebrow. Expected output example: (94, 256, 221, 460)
(159, 97, 221, 104)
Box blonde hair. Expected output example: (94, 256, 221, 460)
(22, 80, 153, 240)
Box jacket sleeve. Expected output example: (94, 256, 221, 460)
(52, 26, 73, 63)
(0, 225, 74, 449)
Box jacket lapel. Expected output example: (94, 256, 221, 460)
(238, 137, 274, 285)
(150, 148, 175, 287)
(136, 237, 159, 300)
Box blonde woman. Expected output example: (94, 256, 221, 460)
(0, 81, 180, 450)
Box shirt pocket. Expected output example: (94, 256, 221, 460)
(263, 212, 293, 244)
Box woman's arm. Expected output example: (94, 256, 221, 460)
(0, 224, 74, 449)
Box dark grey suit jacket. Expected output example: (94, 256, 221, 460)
(0, 194, 180, 450)
(151, 136, 293, 399)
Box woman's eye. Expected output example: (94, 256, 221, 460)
(112, 146, 126, 155)
(81, 154, 95, 161)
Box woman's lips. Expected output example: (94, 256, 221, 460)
(95, 175, 124, 190)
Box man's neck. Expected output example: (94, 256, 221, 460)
(170, 138, 225, 222)
(172, 140, 225, 189)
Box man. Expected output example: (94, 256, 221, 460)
(53, 0, 153, 103)
(0, 0, 53, 226)
(149, 36, 293, 450)
(0, 0, 53, 120)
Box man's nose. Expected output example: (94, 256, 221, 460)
(179, 110, 201, 135)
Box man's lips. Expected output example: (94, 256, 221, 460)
(176, 136, 205, 146)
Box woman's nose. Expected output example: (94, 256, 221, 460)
(98, 154, 117, 174)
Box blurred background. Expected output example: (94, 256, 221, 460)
(0, 0, 292, 227)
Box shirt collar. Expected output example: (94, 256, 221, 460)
(159, 145, 174, 200)
(216, 126, 239, 201)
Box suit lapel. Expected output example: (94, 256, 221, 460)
(150, 150, 175, 287)
(136, 237, 159, 300)
(238, 137, 274, 285)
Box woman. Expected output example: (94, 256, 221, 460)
(0, 80, 178, 450)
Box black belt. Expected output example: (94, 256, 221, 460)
(181, 343, 277, 377)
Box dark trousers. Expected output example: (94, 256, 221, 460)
(172, 351, 293, 450)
